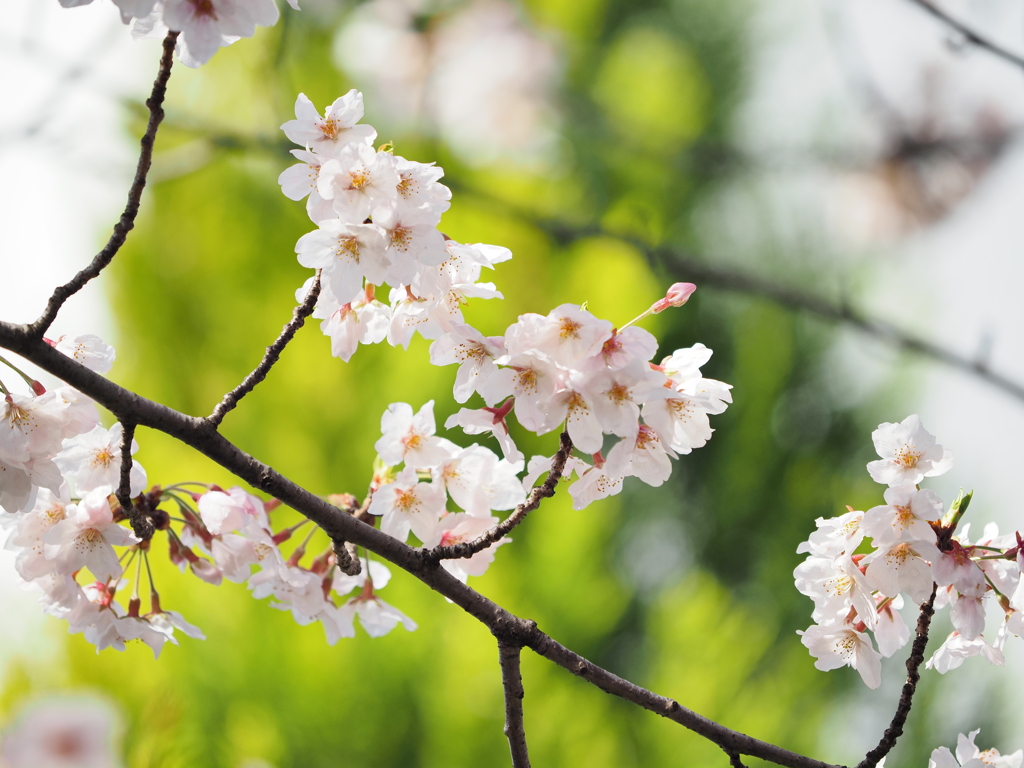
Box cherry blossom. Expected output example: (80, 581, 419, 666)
(796, 508, 865, 558)
(278, 149, 335, 223)
(55, 423, 146, 497)
(317, 144, 400, 224)
(867, 414, 953, 486)
(423, 513, 507, 582)
(197, 487, 266, 535)
(0, 696, 122, 768)
(43, 490, 138, 582)
(794, 554, 878, 629)
(296, 220, 390, 302)
(864, 538, 942, 605)
(429, 325, 507, 404)
(929, 731, 1023, 768)
(605, 424, 676, 488)
(799, 624, 882, 689)
(375, 401, 450, 469)
(368, 466, 445, 542)
(52, 334, 116, 374)
(926, 631, 1004, 673)
(281, 92, 376, 156)
(861, 484, 943, 547)
(444, 406, 524, 465)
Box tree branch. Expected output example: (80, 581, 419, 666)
(855, 586, 938, 768)
(905, 0, 1024, 71)
(207, 272, 321, 427)
(428, 432, 573, 561)
(29, 30, 179, 338)
(116, 422, 153, 540)
(0, 323, 844, 768)
(498, 640, 531, 768)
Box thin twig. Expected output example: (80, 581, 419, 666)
(28, 30, 179, 338)
(905, 0, 1024, 71)
(0, 326, 844, 768)
(429, 432, 573, 561)
(725, 748, 750, 768)
(855, 585, 938, 768)
(207, 273, 321, 427)
(667, 248, 1024, 404)
(498, 640, 531, 768)
(117, 422, 153, 540)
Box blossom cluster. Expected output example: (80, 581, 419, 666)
(58, 0, 299, 67)
(0, 88, 731, 656)
(281, 91, 733, 510)
(795, 415, 1024, 689)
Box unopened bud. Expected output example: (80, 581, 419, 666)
(30, 380, 46, 396)
(651, 282, 697, 314)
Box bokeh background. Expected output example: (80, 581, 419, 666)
(3, 0, 1024, 765)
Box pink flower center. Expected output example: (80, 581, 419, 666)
(190, 0, 217, 18)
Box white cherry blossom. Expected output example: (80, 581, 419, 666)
(444, 407, 523, 465)
(605, 424, 676, 487)
(368, 466, 445, 542)
(317, 144, 398, 224)
(875, 595, 911, 658)
(861, 484, 942, 547)
(0, 696, 122, 768)
(296, 220, 390, 302)
(392, 156, 451, 224)
(926, 631, 1004, 673)
(794, 554, 877, 628)
(429, 325, 506, 405)
(867, 415, 953, 486)
(375, 401, 450, 469)
(799, 623, 882, 689)
(423, 513, 507, 582)
(346, 594, 417, 637)
(278, 149, 335, 223)
(796, 508, 865, 558)
(55, 423, 146, 497)
(864, 538, 941, 604)
(53, 334, 116, 374)
(281, 91, 376, 156)
(43, 490, 138, 582)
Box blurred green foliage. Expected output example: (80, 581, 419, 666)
(1, 0, 984, 765)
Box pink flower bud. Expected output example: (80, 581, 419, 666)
(651, 282, 697, 314)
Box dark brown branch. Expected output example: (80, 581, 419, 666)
(855, 586, 938, 768)
(429, 432, 573, 561)
(905, 0, 1024, 71)
(332, 538, 362, 577)
(498, 640, 531, 768)
(207, 273, 322, 427)
(725, 748, 749, 768)
(0, 325, 844, 768)
(622, 234, 1024, 406)
(116, 422, 153, 540)
(28, 30, 179, 338)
